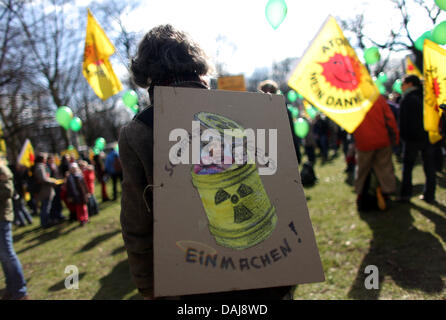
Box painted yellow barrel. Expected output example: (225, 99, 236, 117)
(192, 164, 277, 250)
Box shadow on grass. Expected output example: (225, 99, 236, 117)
(98, 200, 120, 211)
(437, 172, 446, 190)
(111, 246, 126, 256)
(48, 272, 87, 292)
(16, 223, 79, 255)
(12, 225, 43, 243)
(411, 202, 446, 243)
(348, 202, 446, 300)
(76, 230, 121, 253)
(92, 259, 140, 300)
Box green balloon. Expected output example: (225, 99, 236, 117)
(297, 93, 304, 100)
(435, 0, 446, 11)
(69, 117, 82, 132)
(55, 106, 73, 130)
(415, 31, 433, 51)
(378, 84, 386, 95)
(293, 118, 310, 138)
(392, 79, 403, 94)
(287, 90, 298, 102)
(377, 72, 388, 83)
(287, 104, 299, 118)
(68, 145, 74, 151)
(95, 137, 106, 151)
(93, 147, 100, 155)
(364, 47, 380, 65)
(432, 21, 446, 45)
(130, 105, 139, 114)
(306, 106, 318, 119)
(122, 90, 138, 108)
(265, 0, 287, 30)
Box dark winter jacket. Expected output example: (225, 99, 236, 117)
(399, 87, 428, 143)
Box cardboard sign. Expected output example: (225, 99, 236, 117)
(217, 75, 246, 91)
(153, 86, 324, 297)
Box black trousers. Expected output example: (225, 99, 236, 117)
(401, 141, 436, 201)
(111, 173, 123, 200)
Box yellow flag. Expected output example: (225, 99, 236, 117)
(17, 139, 35, 168)
(405, 56, 423, 79)
(82, 9, 122, 100)
(288, 16, 380, 133)
(423, 39, 445, 144)
(0, 126, 6, 155)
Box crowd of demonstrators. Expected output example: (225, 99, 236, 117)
(4, 148, 122, 230)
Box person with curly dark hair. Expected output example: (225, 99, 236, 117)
(119, 24, 212, 301)
(119, 25, 293, 300)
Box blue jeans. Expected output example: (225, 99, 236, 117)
(40, 199, 52, 227)
(13, 198, 33, 226)
(0, 221, 27, 299)
(50, 186, 65, 221)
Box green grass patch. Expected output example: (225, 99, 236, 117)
(1, 154, 446, 299)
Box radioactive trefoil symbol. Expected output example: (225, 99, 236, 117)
(215, 184, 254, 224)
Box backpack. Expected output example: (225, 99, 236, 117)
(300, 162, 316, 186)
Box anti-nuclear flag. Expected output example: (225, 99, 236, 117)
(17, 139, 35, 168)
(405, 56, 423, 80)
(287, 16, 380, 133)
(83, 9, 122, 100)
(0, 126, 6, 155)
(423, 39, 445, 144)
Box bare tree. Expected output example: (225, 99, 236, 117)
(340, 0, 445, 74)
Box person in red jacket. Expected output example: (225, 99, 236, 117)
(79, 160, 99, 217)
(353, 95, 400, 211)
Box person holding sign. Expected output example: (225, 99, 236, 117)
(119, 25, 211, 300)
(119, 25, 294, 300)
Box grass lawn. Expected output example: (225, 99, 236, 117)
(1, 153, 445, 300)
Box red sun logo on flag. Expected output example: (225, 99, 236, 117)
(319, 53, 362, 91)
(433, 78, 441, 98)
(408, 64, 414, 71)
(29, 153, 35, 164)
(433, 77, 441, 112)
